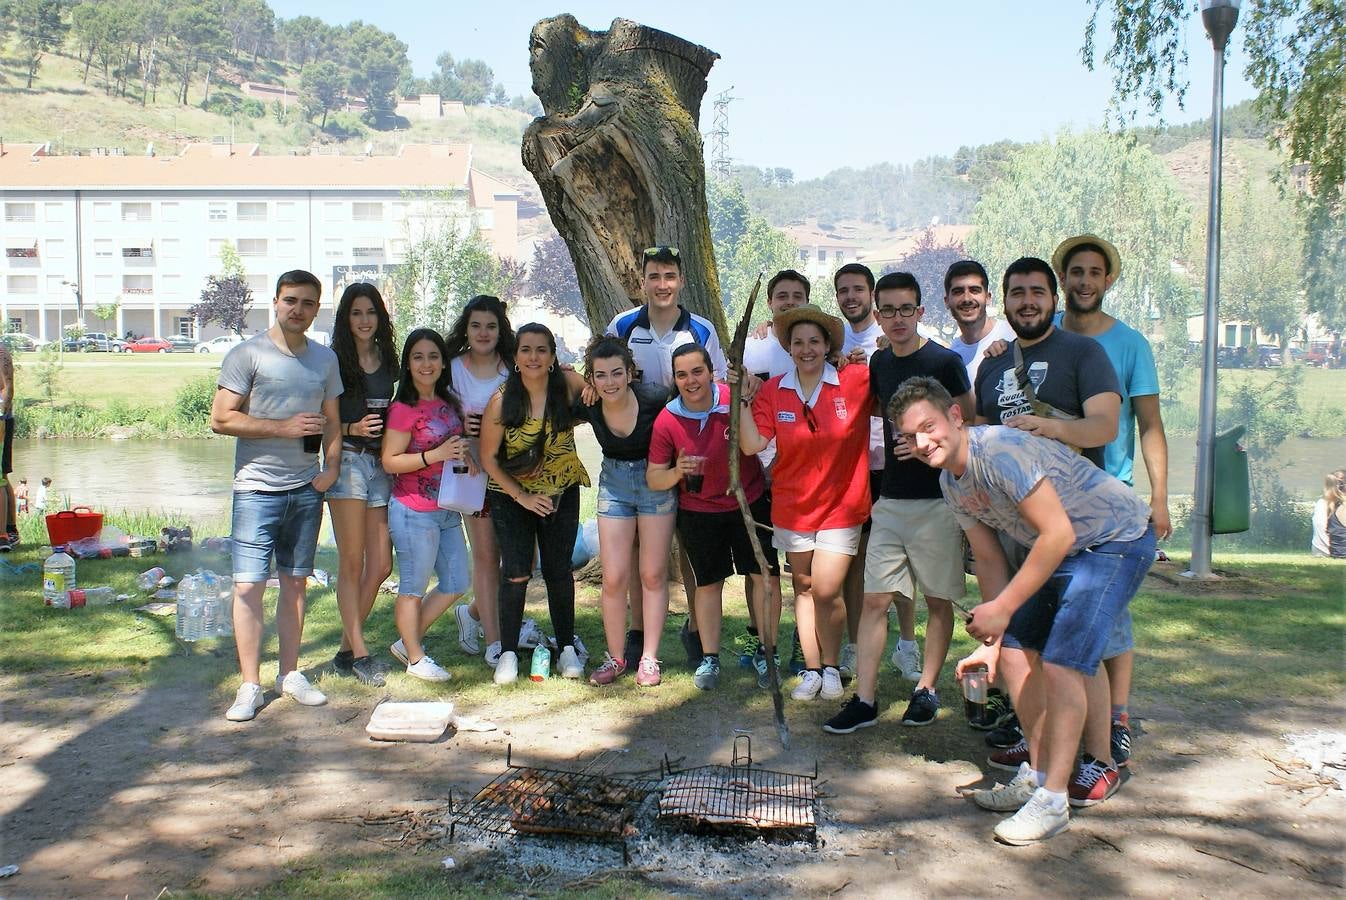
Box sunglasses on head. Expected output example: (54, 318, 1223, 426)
(642, 246, 680, 258)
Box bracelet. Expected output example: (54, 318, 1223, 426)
(421, 451, 428, 468)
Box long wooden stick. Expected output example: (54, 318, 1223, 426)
(725, 273, 789, 748)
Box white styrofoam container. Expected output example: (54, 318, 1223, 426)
(365, 701, 456, 742)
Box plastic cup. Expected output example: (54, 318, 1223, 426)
(684, 455, 707, 494)
(962, 666, 989, 723)
(366, 398, 390, 432)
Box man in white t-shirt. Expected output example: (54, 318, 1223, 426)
(743, 269, 808, 380)
(945, 259, 1015, 387)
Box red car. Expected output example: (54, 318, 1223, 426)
(125, 337, 173, 353)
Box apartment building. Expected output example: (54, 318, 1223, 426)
(0, 141, 520, 341)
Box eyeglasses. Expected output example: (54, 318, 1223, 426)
(642, 246, 680, 257)
(877, 304, 920, 319)
(801, 403, 819, 434)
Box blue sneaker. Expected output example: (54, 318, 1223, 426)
(693, 655, 721, 690)
(736, 630, 762, 668)
(787, 627, 806, 676)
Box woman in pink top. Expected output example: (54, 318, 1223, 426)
(380, 329, 474, 682)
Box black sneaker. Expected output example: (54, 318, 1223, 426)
(680, 619, 701, 668)
(787, 627, 806, 676)
(985, 713, 1023, 749)
(900, 687, 940, 727)
(332, 650, 355, 676)
(623, 629, 643, 671)
(822, 695, 879, 734)
(1111, 720, 1133, 767)
(969, 688, 1013, 730)
(351, 655, 387, 686)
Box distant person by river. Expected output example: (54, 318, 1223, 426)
(1311, 468, 1346, 559)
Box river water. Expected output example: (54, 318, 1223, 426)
(11, 433, 1342, 523)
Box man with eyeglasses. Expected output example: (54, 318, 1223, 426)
(824, 272, 973, 734)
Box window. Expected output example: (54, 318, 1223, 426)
(173, 317, 196, 338)
(237, 238, 267, 257)
(46, 276, 65, 296)
(236, 201, 267, 222)
(352, 202, 383, 222)
(45, 239, 65, 259)
(94, 239, 113, 258)
(45, 202, 65, 222)
(4, 203, 35, 222)
(352, 245, 384, 260)
(275, 238, 296, 258)
(799, 249, 809, 262)
(159, 238, 181, 259)
(245, 274, 269, 295)
(94, 274, 114, 297)
(122, 246, 154, 259)
(208, 203, 228, 222)
(6, 275, 37, 294)
(121, 202, 151, 222)
(389, 238, 407, 258)
(324, 238, 343, 258)
(123, 274, 153, 294)
(161, 274, 182, 295)
(1224, 324, 1237, 346)
(816, 248, 826, 261)
(93, 202, 113, 222)
(161, 202, 180, 222)
(834, 250, 845, 261)
(276, 201, 296, 222)
(5, 246, 37, 259)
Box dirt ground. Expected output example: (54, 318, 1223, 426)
(2, 572, 1344, 898)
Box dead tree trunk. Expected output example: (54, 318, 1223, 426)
(522, 16, 727, 339)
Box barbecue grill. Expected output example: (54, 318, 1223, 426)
(658, 735, 818, 843)
(448, 746, 662, 863)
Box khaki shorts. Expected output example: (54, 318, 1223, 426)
(773, 523, 863, 555)
(863, 497, 967, 600)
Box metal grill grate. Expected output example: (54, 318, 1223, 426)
(658, 735, 818, 842)
(449, 746, 661, 859)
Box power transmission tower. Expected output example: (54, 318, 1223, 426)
(709, 87, 734, 180)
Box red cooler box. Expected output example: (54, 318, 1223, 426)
(46, 507, 104, 547)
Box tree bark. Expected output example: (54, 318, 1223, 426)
(521, 16, 726, 338)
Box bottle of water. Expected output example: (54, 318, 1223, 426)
(200, 571, 217, 637)
(62, 587, 117, 608)
(176, 575, 196, 640)
(136, 566, 166, 592)
(216, 575, 234, 638)
(42, 550, 77, 605)
(190, 575, 206, 641)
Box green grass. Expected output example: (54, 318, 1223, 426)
(15, 353, 220, 409)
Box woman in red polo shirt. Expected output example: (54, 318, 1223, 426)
(738, 304, 873, 702)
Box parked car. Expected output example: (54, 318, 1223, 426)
(1256, 345, 1283, 368)
(165, 335, 199, 352)
(1216, 346, 1247, 368)
(80, 331, 127, 352)
(125, 337, 174, 353)
(1304, 341, 1340, 368)
(195, 334, 246, 354)
(1, 333, 46, 352)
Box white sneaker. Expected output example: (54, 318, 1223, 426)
(517, 619, 545, 649)
(891, 640, 922, 681)
(390, 639, 409, 665)
(571, 634, 589, 664)
(838, 642, 857, 679)
(493, 650, 519, 685)
(484, 641, 502, 668)
(407, 655, 453, 682)
(558, 645, 583, 679)
(455, 604, 481, 655)
(820, 666, 844, 700)
(994, 787, 1070, 845)
(225, 682, 265, 721)
(276, 670, 327, 707)
(971, 762, 1039, 812)
(792, 670, 823, 701)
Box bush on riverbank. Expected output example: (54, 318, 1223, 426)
(14, 372, 218, 439)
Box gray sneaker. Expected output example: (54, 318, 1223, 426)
(351, 655, 387, 687)
(693, 655, 721, 690)
(753, 651, 779, 689)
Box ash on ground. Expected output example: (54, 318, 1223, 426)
(1282, 731, 1346, 792)
(441, 792, 874, 890)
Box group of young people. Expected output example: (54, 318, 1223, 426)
(211, 231, 1169, 846)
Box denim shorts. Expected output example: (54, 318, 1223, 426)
(230, 483, 325, 582)
(326, 447, 391, 507)
(388, 496, 470, 598)
(1102, 608, 1135, 659)
(1001, 524, 1155, 675)
(596, 457, 676, 519)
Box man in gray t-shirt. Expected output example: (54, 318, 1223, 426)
(210, 270, 343, 723)
(890, 377, 1153, 846)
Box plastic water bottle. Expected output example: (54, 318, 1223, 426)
(199, 571, 217, 637)
(136, 566, 167, 592)
(42, 549, 77, 605)
(53, 587, 118, 608)
(530, 642, 551, 682)
(215, 575, 234, 638)
(176, 575, 196, 640)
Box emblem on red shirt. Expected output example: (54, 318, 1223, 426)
(833, 397, 848, 420)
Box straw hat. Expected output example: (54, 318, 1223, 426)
(1053, 234, 1121, 279)
(775, 303, 845, 353)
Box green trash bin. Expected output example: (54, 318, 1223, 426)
(1212, 424, 1250, 534)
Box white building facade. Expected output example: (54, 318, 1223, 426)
(0, 142, 520, 341)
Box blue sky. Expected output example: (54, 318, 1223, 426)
(271, 1, 1257, 179)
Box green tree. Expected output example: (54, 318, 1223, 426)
(167, 0, 227, 105)
(391, 202, 513, 335)
(451, 58, 494, 105)
(189, 244, 251, 336)
(885, 227, 966, 337)
(344, 22, 407, 126)
(11, 0, 69, 88)
(300, 60, 344, 129)
(1083, 1, 1345, 329)
(966, 130, 1193, 330)
(706, 178, 798, 324)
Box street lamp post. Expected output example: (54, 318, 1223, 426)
(1186, 0, 1241, 580)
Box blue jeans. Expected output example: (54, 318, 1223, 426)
(388, 497, 469, 598)
(1001, 524, 1156, 675)
(230, 483, 325, 582)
